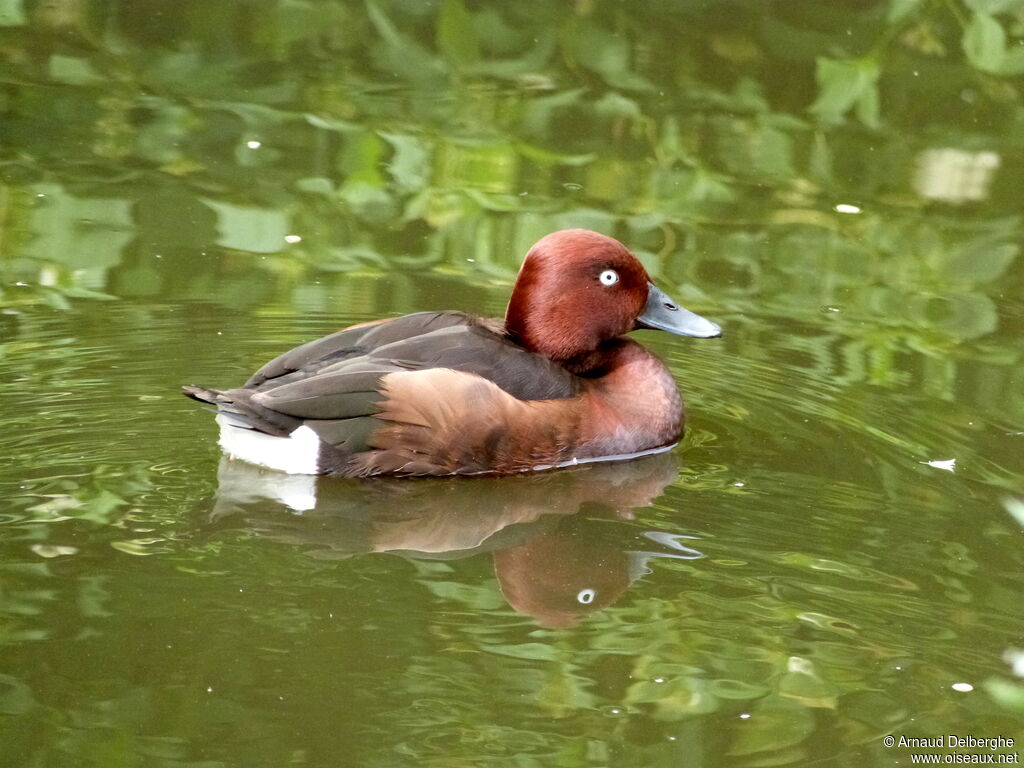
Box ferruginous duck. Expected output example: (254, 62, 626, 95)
(183, 229, 721, 476)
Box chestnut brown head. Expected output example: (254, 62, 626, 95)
(505, 229, 720, 362)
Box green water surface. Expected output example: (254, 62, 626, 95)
(1, 2, 1023, 766)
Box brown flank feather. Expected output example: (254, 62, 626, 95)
(349, 369, 584, 476)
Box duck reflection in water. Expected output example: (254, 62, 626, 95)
(204, 451, 703, 627)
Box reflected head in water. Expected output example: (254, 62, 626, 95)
(204, 451, 702, 626)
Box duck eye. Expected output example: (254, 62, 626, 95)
(598, 269, 619, 286)
(577, 588, 596, 604)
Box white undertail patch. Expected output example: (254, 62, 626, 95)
(216, 414, 321, 475)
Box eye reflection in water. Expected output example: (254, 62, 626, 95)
(201, 452, 703, 627)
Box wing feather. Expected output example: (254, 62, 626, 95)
(185, 311, 583, 473)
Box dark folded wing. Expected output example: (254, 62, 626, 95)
(196, 312, 580, 460)
(244, 311, 471, 387)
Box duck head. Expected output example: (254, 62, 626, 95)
(504, 229, 721, 362)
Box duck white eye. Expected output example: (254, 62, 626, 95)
(599, 269, 619, 286)
(577, 588, 596, 604)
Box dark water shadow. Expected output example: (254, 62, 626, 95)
(199, 453, 703, 627)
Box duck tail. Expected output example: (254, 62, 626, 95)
(183, 385, 299, 437)
(182, 385, 223, 405)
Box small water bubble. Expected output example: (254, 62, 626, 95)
(285, 235, 302, 244)
(653, 677, 666, 683)
(563, 183, 583, 192)
(206, 686, 214, 693)
(952, 682, 973, 692)
(600, 706, 625, 717)
(834, 203, 861, 214)
(740, 713, 751, 719)
(246, 140, 262, 149)
(734, 482, 745, 487)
